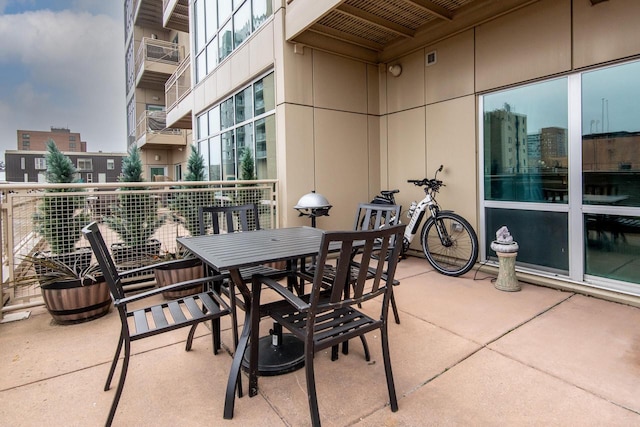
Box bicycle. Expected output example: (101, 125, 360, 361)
(368, 165, 479, 276)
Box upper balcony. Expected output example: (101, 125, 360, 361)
(135, 37, 184, 90)
(163, 0, 189, 33)
(165, 55, 192, 129)
(136, 110, 186, 149)
(133, 0, 164, 30)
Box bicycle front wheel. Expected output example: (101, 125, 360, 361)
(421, 212, 478, 276)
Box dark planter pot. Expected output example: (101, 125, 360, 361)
(154, 258, 205, 299)
(33, 248, 93, 277)
(111, 239, 162, 266)
(40, 276, 111, 325)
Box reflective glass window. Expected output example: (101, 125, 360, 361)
(235, 87, 253, 123)
(233, 1, 251, 48)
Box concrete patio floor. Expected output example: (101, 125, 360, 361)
(1, 256, 640, 426)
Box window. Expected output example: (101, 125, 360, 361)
(21, 157, 25, 170)
(69, 135, 76, 141)
(77, 159, 93, 171)
(69, 142, 76, 151)
(107, 159, 115, 170)
(481, 60, 640, 293)
(85, 173, 93, 183)
(192, 0, 273, 84)
(22, 133, 30, 139)
(34, 158, 46, 170)
(22, 140, 30, 150)
(196, 71, 276, 180)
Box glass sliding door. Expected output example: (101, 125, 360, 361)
(482, 78, 569, 274)
(481, 59, 640, 293)
(582, 61, 640, 286)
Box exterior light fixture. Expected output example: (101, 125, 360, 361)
(388, 64, 402, 77)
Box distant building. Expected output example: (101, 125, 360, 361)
(4, 150, 126, 183)
(17, 127, 86, 152)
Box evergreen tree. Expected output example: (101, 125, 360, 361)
(240, 148, 256, 181)
(105, 145, 164, 248)
(33, 140, 89, 254)
(171, 144, 210, 237)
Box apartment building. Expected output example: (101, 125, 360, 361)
(5, 150, 126, 183)
(124, 0, 191, 182)
(17, 127, 86, 152)
(149, 0, 640, 299)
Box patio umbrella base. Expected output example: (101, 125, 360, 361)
(242, 334, 305, 376)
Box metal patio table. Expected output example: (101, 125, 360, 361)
(177, 226, 326, 375)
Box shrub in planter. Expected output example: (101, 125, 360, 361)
(104, 145, 164, 265)
(170, 144, 212, 237)
(32, 140, 91, 274)
(20, 255, 111, 324)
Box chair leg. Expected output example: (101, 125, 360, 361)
(104, 331, 124, 391)
(390, 290, 400, 324)
(359, 335, 371, 361)
(106, 338, 131, 427)
(186, 323, 198, 352)
(380, 324, 398, 412)
(305, 349, 321, 427)
(211, 318, 222, 354)
(223, 307, 252, 419)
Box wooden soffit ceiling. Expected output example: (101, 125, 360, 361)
(286, 0, 538, 63)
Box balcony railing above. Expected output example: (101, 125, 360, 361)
(135, 37, 184, 90)
(165, 55, 191, 111)
(163, 0, 189, 33)
(136, 110, 184, 146)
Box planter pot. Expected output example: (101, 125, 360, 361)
(111, 239, 162, 266)
(154, 258, 205, 299)
(33, 248, 93, 277)
(40, 277, 111, 325)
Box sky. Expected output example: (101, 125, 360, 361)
(0, 0, 126, 158)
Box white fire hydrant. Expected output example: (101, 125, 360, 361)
(490, 226, 520, 292)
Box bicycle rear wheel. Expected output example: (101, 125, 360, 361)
(420, 212, 478, 276)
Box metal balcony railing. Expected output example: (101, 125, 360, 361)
(135, 37, 183, 79)
(136, 110, 183, 140)
(0, 180, 279, 320)
(165, 55, 191, 110)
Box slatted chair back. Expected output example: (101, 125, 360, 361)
(198, 204, 261, 236)
(354, 202, 401, 231)
(311, 224, 405, 323)
(82, 221, 124, 301)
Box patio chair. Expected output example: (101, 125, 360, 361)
(300, 203, 403, 325)
(228, 224, 406, 426)
(81, 222, 234, 427)
(198, 204, 289, 347)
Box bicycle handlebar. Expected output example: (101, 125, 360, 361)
(407, 178, 444, 190)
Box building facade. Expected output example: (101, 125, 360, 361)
(149, 0, 640, 300)
(5, 150, 126, 183)
(17, 127, 86, 152)
(124, 0, 191, 182)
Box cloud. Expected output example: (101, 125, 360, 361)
(0, 8, 126, 155)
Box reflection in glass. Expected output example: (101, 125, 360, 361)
(196, 113, 208, 140)
(254, 73, 274, 115)
(218, 21, 233, 63)
(233, 1, 251, 48)
(222, 131, 235, 179)
(582, 61, 640, 208)
(255, 115, 276, 179)
(236, 124, 254, 178)
(220, 98, 234, 130)
(196, 52, 206, 84)
(218, 0, 232, 24)
(206, 39, 217, 75)
(194, 0, 205, 52)
(205, 0, 217, 42)
(208, 105, 220, 135)
(235, 87, 253, 123)
(253, 0, 273, 29)
(585, 214, 640, 283)
(199, 140, 210, 180)
(484, 78, 568, 203)
(209, 136, 222, 181)
(486, 208, 568, 273)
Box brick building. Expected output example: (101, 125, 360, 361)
(17, 127, 87, 152)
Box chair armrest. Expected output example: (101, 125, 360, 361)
(253, 275, 309, 312)
(118, 258, 201, 278)
(115, 275, 225, 306)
